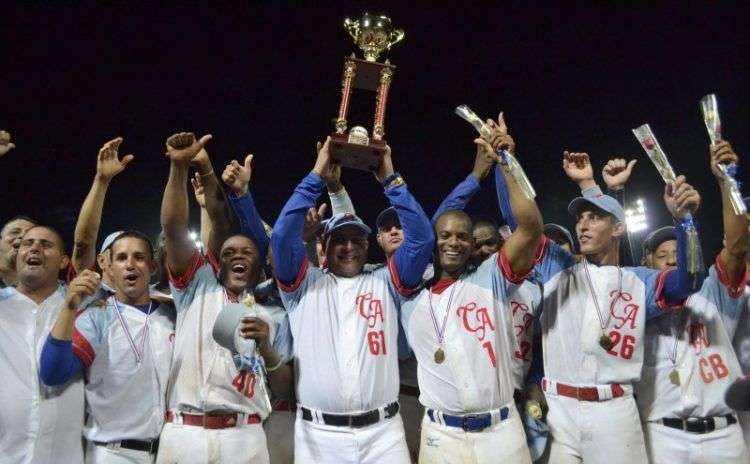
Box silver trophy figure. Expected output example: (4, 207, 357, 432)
(699, 94, 745, 215)
(454, 105, 536, 200)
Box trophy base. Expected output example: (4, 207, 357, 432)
(329, 133, 385, 171)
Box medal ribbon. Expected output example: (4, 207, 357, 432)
(428, 280, 458, 348)
(111, 296, 154, 364)
(581, 259, 621, 334)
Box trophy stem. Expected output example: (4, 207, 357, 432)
(336, 60, 357, 134)
(373, 66, 394, 140)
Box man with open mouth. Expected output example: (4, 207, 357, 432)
(0, 225, 85, 463)
(40, 230, 175, 463)
(156, 132, 293, 464)
(271, 137, 434, 464)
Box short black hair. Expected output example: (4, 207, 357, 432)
(110, 230, 155, 259)
(434, 210, 473, 233)
(23, 225, 67, 254)
(1, 215, 37, 236)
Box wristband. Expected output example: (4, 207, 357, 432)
(198, 169, 214, 178)
(382, 172, 405, 189)
(265, 357, 284, 373)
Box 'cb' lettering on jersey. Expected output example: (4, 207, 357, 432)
(457, 302, 496, 341)
(356, 292, 384, 328)
(609, 290, 640, 330)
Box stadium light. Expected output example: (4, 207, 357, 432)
(625, 198, 648, 233)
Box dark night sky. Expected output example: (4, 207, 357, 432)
(2, 2, 749, 262)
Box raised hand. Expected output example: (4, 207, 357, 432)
(64, 270, 101, 310)
(313, 137, 337, 179)
(602, 158, 637, 191)
(222, 154, 253, 197)
(324, 163, 343, 193)
(709, 140, 739, 179)
(239, 316, 272, 354)
(0, 130, 16, 157)
(664, 175, 701, 219)
(487, 112, 516, 155)
(562, 151, 595, 188)
(472, 138, 496, 180)
(165, 132, 212, 165)
(96, 137, 134, 181)
(302, 203, 328, 243)
(375, 145, 395, 183)
(190, 172, 206, 208)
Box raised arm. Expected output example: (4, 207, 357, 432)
(712, 141, 749, 282)
(271, 138, 332, 285)
(324, 164, 356, 216)
(485, 114, 542, 276)
(191, 144, 231, 258)
(431, 142, 494, 225)
(602, 157, 638, 267)
(380, 147, 435, 291)
(71, 137, 134, 273)
(662, 175, 705, 303)
(223, 154, 270, 265)
(160, 132, 212, 276)
(190, 172, 212, 250)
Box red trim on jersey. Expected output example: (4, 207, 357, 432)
(71, 326, 95, 368)
(167, 249, 205, 289)
(655, 269, 685, 310)
(275, 256, 309, 293)
(499, 246, 532, 284)
(714, 253, 747, 298)
(388, 256, 418, 297)
(430, 278, 457, 295)
(534, 236, 550, 264)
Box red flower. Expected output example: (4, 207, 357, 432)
(643, 137, 656, 149)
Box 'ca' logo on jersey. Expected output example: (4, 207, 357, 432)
(609, 290, 640, 330)
(457, 302, 496, 341)
(356, 292, 384, 328)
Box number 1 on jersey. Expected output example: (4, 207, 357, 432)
(483, 341, 497, 367)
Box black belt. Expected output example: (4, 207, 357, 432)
(93, 438, 159, 454)
(301, 402, 399, 428)
(661, 414, 737, 434)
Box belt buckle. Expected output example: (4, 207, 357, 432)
(461, 414, 484, 432)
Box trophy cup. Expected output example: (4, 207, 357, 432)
(632, 124, 703, 274)
(699, 94, 746, 215)
(329, 13, 404, 171)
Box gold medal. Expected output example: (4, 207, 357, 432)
(434, 347, 445, 364)
(669, 369, 681, 386)
(599, 334, 614, 351)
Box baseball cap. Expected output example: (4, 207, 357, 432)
(323, 213, 372, 238)
(99, 231, 124, 254)
(375, 207, 400, 230)
(642, 226, 676, 255)
(568, 193, 625, 223)
(544, 223, 576, 252)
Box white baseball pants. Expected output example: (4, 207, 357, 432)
(86, 441, 155, 464)
(418, 405, 531, 464)
(264, 410, 295, 464)
(155, 422, 269, 464)
(644, 420, 749, 463)
(293, 411, 410, 464)
(544, 392, 648, 464)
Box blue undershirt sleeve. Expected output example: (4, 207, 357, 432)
(39, 335, 85, 386)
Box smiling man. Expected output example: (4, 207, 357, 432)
(157, 132, 292, 464)
(399, 130, 542, 463)
(635, 140, 750, 463)
(271, 137, 434, 464)
(533, 151, 706, 464)
(0, 225, 85, 463)
(40, 231, 175, 463)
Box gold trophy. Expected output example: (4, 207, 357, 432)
(329, 13, 404, 171)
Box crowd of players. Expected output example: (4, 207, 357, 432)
(0, 114, 748, 464)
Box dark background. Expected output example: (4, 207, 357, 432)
(2, 2, 749, 263)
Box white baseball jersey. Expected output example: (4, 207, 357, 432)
(0, 285, 85, 464)
(637, 262, 746, 421)
(537, 239, 671, 385)
(72, 297, 175, 442)
(168, 250, 290, 418)
(509, 278, 542, 390)
(400, 250, 535, 414)
(278, 258, 409, 414)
